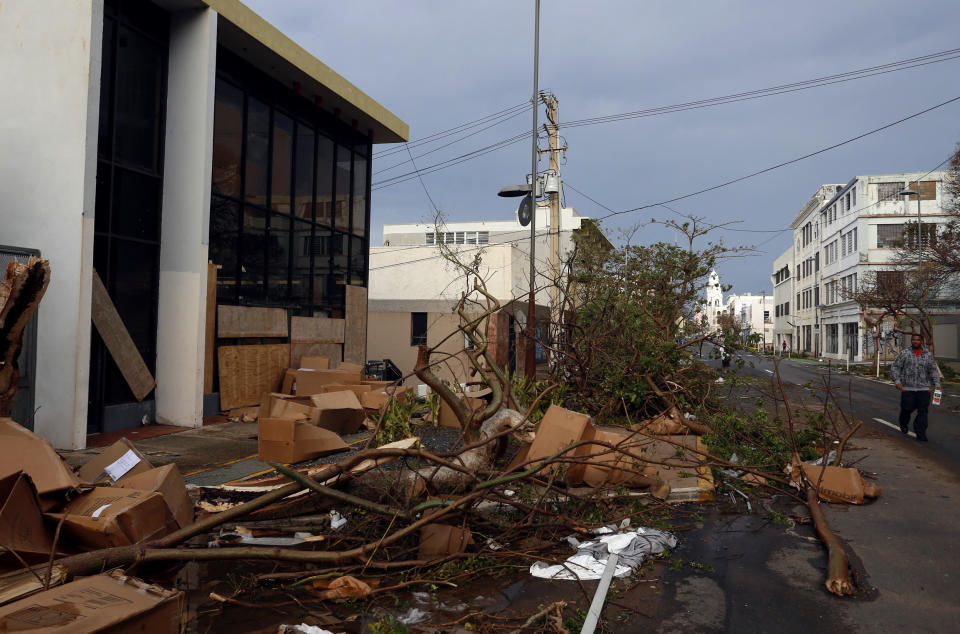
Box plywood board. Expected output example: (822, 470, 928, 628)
(292, 343, 342, 368)
(91, 270, 156, 402)
(290, 316, 344, 344)
(344, 285, 367, 365)
(204, 263, 216, 394)
(217, 344, 289, 410)
(218, 305, 288, 338)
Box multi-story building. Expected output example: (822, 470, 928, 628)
(724, 293, 774, 349)
(771, 246, 794, 351)
(784, 172, 958, 362)
(367, 205, 608, 387)
(699, 269, 725, 333)
(0, 0, 407, 447)
(819, 171, 956, 362)
(789, 184, 845, 356)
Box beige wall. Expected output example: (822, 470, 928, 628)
(367, 311, 479, 392)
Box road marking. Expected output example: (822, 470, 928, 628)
(873, 417, 912, 436)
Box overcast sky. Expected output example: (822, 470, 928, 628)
(246, 0, 959, 294)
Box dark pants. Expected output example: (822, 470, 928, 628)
(899, 390, 931, 436)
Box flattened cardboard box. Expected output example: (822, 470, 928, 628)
(258, 418, 349, 464)
(0, 418, 80, 497)
(46, 488, 175, 550)
(295, 369, 364, 396)
(259, 392, 321, 425)
(300, 354, 330, 370)
(526, 405, 591, 463)
(0, 569, 182, 633)
(309, 390, 367, 434)
(418, 524, 474, 560)
(119, 464, 194, 529)
(76, 437, 153, 485)
(0, 472, 54, 568)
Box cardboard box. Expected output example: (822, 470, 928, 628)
(0, 472, 54, 568)
(798, 463, 882, 505)
(0, 418, 81, 497)
(258, 418, 349, 464)
(76, 438, 153, 485)
(259, 392, 321, 425)
(309, 391, 367, 435)
(322, 383, 373, 398)
(300, 354, 331, 370)
(438, 395, 486, 428)
(281, 368, 297, 394)
(0, 569, 182, 633)
(526, 405, 592, 463)
(119, 464, 194, 529)
(337, 362, 365, 375)
(418, 524, 474, 560)
(295, 369, 364, 396)
(48, 488, 175, 549)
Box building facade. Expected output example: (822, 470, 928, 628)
(725, 293, 774, 349)
(784, 172, 958, 362)
(0, 0, 407, 447)
(771, 246, 794, 351)
(367, 205, 606, 387)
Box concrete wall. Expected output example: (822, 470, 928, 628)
(0, 0, 102, 448)
(367, 310, 474, 393)
(155, 8, 218, 428)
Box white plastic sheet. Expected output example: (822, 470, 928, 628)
(530, 527, 676, 581)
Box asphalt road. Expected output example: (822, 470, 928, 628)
(700, 343, 960, 468)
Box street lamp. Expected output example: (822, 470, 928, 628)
(898, 184, 922, 266)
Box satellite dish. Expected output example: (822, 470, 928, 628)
(518, 194, 533, 227)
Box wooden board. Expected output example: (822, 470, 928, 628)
(290, 316, 344, 344)
(91, 270, 156, 402)
(218, 305, 288, 338)
(343, 285, 367, 365)
(217, 344, 289, 410)
(204, 263, 216, 394)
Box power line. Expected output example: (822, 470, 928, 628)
(373, 102, 530, 158)
(370, 48, 960, 190)
(370, 96, 958, 269)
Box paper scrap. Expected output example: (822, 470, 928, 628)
(104, 449, 142, 481)
(330, 510, 347, 531)
(91, 504, 112, 518)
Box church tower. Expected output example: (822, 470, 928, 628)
(705, 269, 723, 331)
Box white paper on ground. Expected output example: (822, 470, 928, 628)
(91, 504, 112, 518)
(530, 527, 677, 581)
(104, 449, 141, 481)
(277, 625, 336, 634)
(329, 510, 347, 531)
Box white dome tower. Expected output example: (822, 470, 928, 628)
(705, 269, 723, 331)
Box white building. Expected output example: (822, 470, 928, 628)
(0, 0, 407, 447)
(700, 269, 725, 332)
(725, 293, 774, 349)
(771, 246, 794, 351)
(784, 172, 958, 362)
(367, 205, 607, 384)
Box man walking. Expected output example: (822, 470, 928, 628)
(891, 333, 941, 441)
(781, 340, 787, 357)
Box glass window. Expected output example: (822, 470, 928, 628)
(212, 79, 243, 198)
(294, 123, 315, 220)
(877, 224, 905, 248)
(114, 26, 165, 171)
(271, 112, 293, 213)
(112, 167, 161, 240)
(350, 235, 365, 275)
(313, 227, 331, 305)
(98, 18, 116, 160)
(244, 97, 269, 206)
(334, 144, 351, 231)
(411, 312, 428, 346)
(267, 213, 290, 301)
(352, 154, 367, 237)
(239, 206, 267, 299)
(315, 135, 334, 227)
(210, 197, 239, 302)
(291, 220, 312, 303)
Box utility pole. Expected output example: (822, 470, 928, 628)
(543, 93, 561, 329)
(523, 0, 540, 380)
